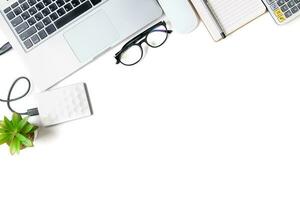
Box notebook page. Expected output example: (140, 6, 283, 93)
(191, 0, 266, 41)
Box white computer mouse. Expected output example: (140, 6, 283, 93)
(157, 0, 199, 34)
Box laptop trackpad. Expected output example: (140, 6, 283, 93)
(64, 10, 120, 63)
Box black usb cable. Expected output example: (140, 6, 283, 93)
(0, 42, 39, 116)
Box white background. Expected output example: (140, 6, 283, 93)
(1, 11, 300, 200)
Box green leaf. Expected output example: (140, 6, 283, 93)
(10, 137, 21, 155)
(17, 117, 29, 132)
(21, 123, 34, 134)
(16, 133, 33, 147)
(21, 123, 38, 134)
(31, 125, 38, 132)
(12, 113, 22, 126)
(0, 133, 10, 145)
(0, 127, 8, 134)
(0, 121, 10, 133)
(3, 117, 13, 131)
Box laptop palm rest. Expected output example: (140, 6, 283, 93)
(64, 10, 120, 63)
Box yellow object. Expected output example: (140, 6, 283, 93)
(277, 15, 286, 22)
(274, 9, 286, 23)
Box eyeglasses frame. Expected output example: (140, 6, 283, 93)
(115, 21, 173, 66)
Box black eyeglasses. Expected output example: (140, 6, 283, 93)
(115, 21, 173, 66)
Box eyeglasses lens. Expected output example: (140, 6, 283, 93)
(146, 25, 168, 48)
(120, 45, 143, 66)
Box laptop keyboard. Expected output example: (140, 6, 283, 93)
(2, 0, 103, 50)
(263, 0, 300, 24)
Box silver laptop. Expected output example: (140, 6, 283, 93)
(0, 0, 162, 90)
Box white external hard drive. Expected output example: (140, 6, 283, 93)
(35, 83, 93, 126)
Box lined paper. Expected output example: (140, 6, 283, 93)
(191, 0, 266, 41)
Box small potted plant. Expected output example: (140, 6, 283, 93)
(0, 113, 38, 155)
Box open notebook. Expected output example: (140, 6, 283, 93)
(191, 0, 266, 41)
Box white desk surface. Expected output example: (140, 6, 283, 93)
(1, 14, 300, 200)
